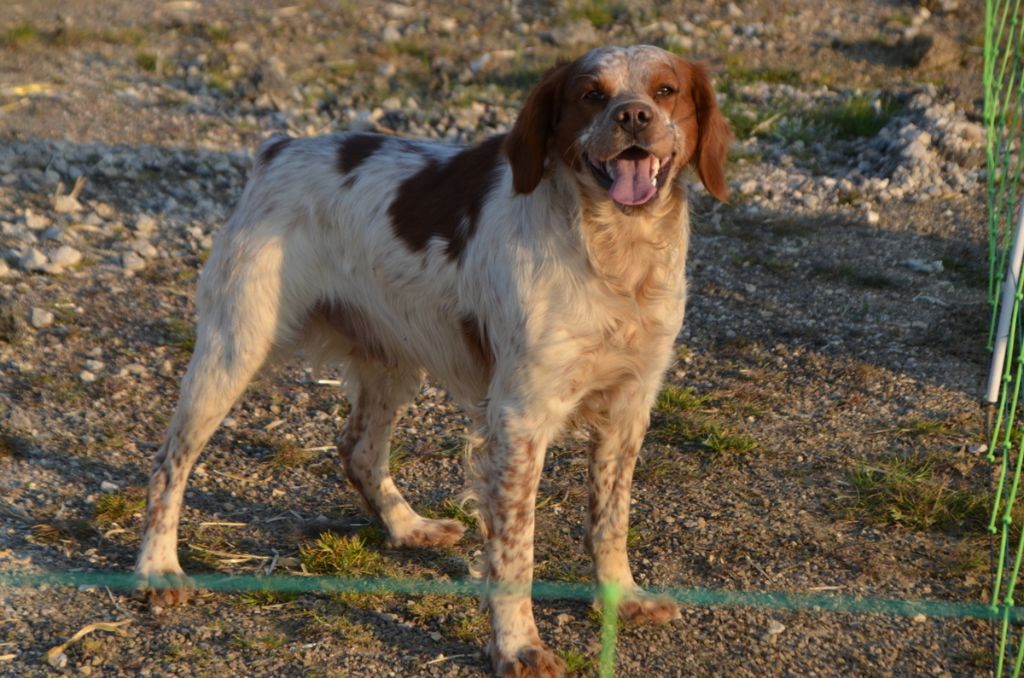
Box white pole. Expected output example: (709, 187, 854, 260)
(987, 199, 1024, 405)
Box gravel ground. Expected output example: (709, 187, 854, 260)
(0, 1, 999, 676)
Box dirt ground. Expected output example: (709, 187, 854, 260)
(0, 0, 1002, 676)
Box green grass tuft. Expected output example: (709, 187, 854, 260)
(94, 488, 147, 525)
(809, 93, 900, 140)
(2, 22, 40, 48)
(299, 532, 387, 577)
(135, 51, 157, 72)
(844, 455, 990, 534)
(558, 648, 597, 674)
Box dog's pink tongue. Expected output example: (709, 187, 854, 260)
(609, 156, 656, 205)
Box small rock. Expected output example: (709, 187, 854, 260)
(903, 258, 944, 274)
(47, 650, 68, 669)
(543, 20, 598, 47)
(94, 202, 115, 219)
(49, 245, 83, 268)
(85, 359, 105, 372)
(18, 248, 48, 272)
(135, 214, 157, 234)
(912, 613, 927, 623)
(739, 179, 758, 195)
(968, 443, 988, 455)
(381, 25, 402, 43)
(24, 210, 51, 230)
(80, 370, 97, 383)
(30, 307, 54, 329)
(865, 209, 880, 225)
(100, 480, 119, 492)
(131, 238, 158, 258)
(767, 620, 786, 635)
(122, 251, 146, 272)
(0, 259, 9, 277)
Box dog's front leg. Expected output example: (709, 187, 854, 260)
(586, 389, 681, 624)
(476, 411, 566, 678)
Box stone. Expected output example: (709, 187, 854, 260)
(18, 248, 48, 272)
(135, 214, 157, 234)
(30, 307, 54, 329)
(24, 210, 51, 230)
(122, 251, 146, 272)
(49, 245, 83, 268)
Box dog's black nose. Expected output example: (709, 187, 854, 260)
(613, 102, 653, 133)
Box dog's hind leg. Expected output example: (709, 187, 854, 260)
(338, 360, 465, 548)
(135, 239, 289, 606)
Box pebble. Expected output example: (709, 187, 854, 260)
(29, 307, 54, 329)
(122, 251, 147, 272)
(100, 480, 119, 492)
(135, 214, 157, 234)
(24, 210, 51, 230)
(49, 245, 83, 268)
(18, 248, 48, 272)
(903, 258, 944, 274)
(131, 238, 159, 258)
(80, 370, 97, 383)
(767, 620, 786, 635)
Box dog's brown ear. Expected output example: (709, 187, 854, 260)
(504, 61, 572, 195)
(688, 62, 731, 203)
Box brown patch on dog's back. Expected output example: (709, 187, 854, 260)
(337, 133, 387, 175)
(388, 135, 505, 261)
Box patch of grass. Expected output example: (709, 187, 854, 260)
(649, 385, 758, 456)
(427, 497, 477, 529)
(812, 263, 900, 290)
(2, 22, 40, 48)
(241, 433, 310, 469)
(655, 385, 710, 414)
(568, 0, 620, 28)
(723, 63, 802, 87)
(843, 454, 989, 534)
(808, 93, 901, 140)
(300, 531, 387, 577)
(158, 318, 196, 352)
(94, 488, 146, 525)
(135, 51, 158, 72)
(941, 252, 988, 289)
(304, 607, 376, 647)
(559, 648, 597, 675)
(238, 589, 298, 606)
(206, 72, 234, 96)
(30, 518, 95, 544)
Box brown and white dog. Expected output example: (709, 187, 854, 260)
(136, 45, 729, 676)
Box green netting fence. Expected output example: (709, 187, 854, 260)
(985, 0, 1024, 674)
(0, 570, 1020, 676)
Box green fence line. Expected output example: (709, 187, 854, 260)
(0, 570, 1016, 623)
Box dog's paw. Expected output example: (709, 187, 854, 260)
(134, 570, 195, 609)
(493, 644, 566, 678)
(616, 592, 681, 625)
(389, 517, 466, 548)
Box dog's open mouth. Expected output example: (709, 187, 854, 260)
(588, 147, 673, 207)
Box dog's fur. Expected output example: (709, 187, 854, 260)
(135, 45, 729, 677)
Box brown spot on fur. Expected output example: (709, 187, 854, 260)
(312, 300, 391, 364)
(388, 135, 505, 260)
(258, 135, 292, 167)
(337, 133, 387, 175)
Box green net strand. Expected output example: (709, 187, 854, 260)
(986, 0, 1024, 673)
(0, 570, 1017, 621)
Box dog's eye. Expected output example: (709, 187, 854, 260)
(583, 89, 607, 103)
(654, 85, 676, 98)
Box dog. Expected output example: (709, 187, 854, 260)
(135, 44, 729, 677)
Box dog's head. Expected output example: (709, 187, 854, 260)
(505, 45, 730, 212)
